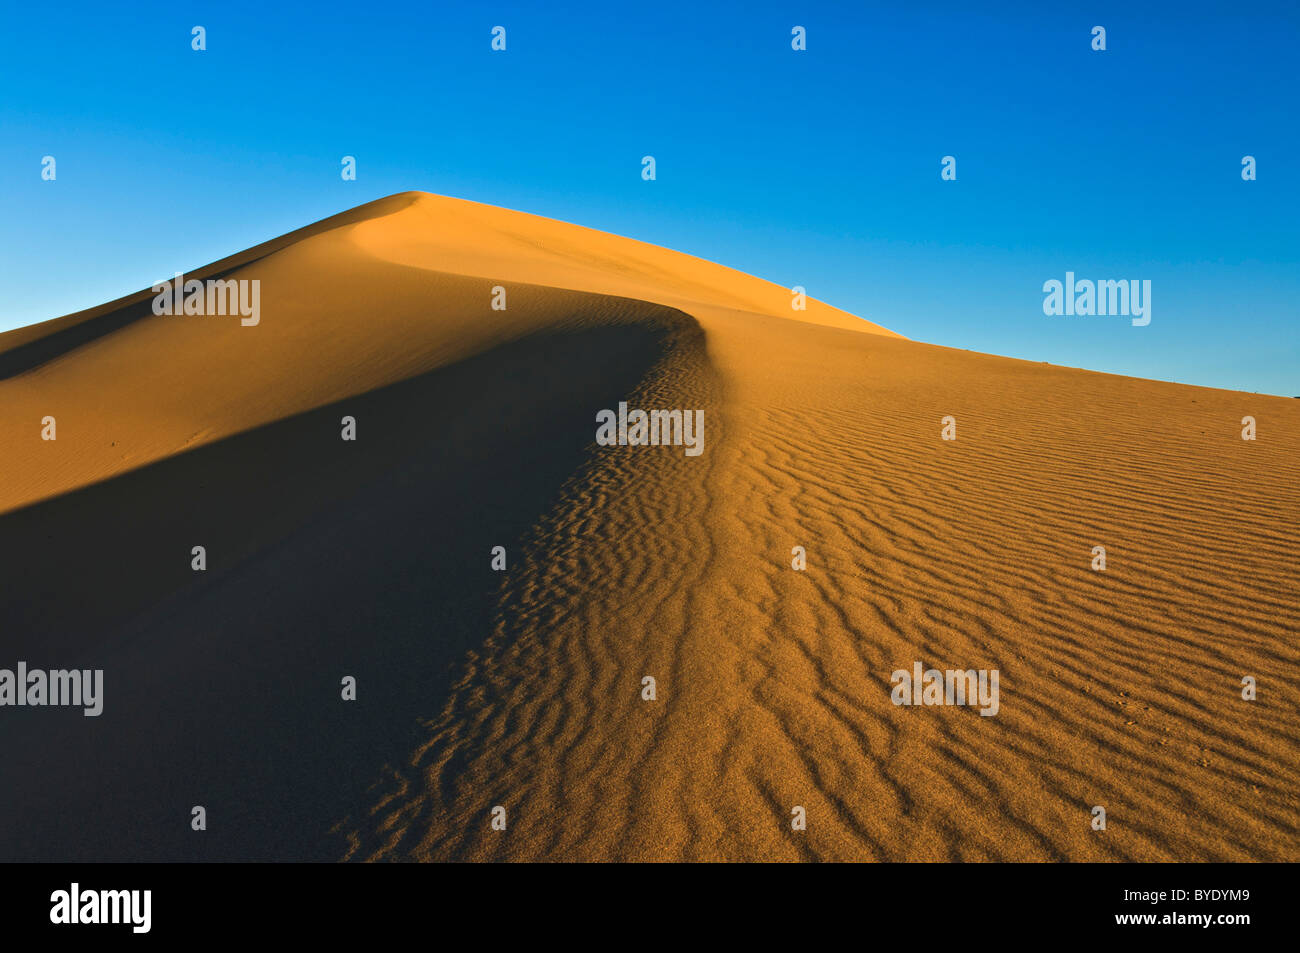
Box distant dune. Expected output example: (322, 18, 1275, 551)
(0, 193, 1296, 861)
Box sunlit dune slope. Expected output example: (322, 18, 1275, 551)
(0, 191, 893, 515)
(1, 192, 1296, 863)
(339, 308, 1300, 862)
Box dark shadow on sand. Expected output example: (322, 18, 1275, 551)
(0, 263, 259, 382)
(0, 321, 668, 860)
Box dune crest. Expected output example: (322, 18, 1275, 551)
(343, 191, 900, 336)
(0, 192, 891, 517)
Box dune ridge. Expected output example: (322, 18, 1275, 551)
(337, 309, 1300, 862)
(2, 193, 1296, 862)
(0, 192, 892, 516)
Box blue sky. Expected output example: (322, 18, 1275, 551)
(2, 0, 1296, 394)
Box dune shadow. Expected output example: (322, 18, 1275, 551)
(0, 193, 428, 382)
(0, 294, 155, 380)
(0, 262, 261, 381)
(0, 318, 673, 860)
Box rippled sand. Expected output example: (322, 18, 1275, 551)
(2, 193, 1295, 861)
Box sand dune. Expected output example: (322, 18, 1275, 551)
(0, 193, 1296, 861)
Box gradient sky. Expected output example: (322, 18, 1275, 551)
(2, 0, 1296, 394)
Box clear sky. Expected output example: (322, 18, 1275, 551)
(1, 0, 1296, 394)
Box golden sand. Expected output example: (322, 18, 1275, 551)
(2, 193, 1295, 861)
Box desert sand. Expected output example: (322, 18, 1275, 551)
(0, 192, 1296, 861)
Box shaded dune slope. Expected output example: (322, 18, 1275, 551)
(0, 282, 708, 861)
(1, 193, 1296, 861)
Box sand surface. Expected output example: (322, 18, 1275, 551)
(1, 192, 1295, 861)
